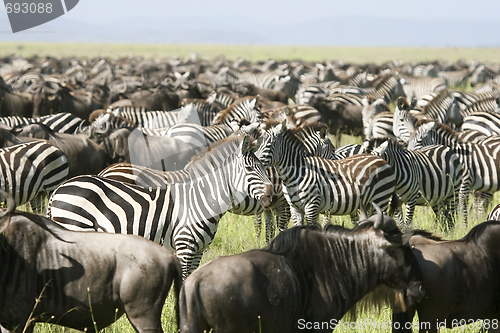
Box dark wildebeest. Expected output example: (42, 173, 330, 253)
(0, 79, 33, 117)
(392, 221, 500, 332)
(13, 123, 108, 178)
(0, 190, 182, 333)
(179, 204, 423, 333)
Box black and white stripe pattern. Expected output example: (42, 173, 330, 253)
(47, 135, 272, 278)
(106, 104, 200, 129)
(0, 141, 69, 210)
(0, 113, 86, 134)
(407, 120, 500, 221)
(367, 139, 464, 228)
(255, 123, 396, 225)
(401, 77, 447, 103)
(461, 111, 500, 137)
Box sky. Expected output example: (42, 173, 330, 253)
(1, 0, 500, 46)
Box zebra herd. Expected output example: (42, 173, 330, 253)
(2, 54, 500, 285)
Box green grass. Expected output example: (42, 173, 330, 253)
(2, 42, 500, 63)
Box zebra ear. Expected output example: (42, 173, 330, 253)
(273, 120, 287, 136)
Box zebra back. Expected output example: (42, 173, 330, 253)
(0, 141, 68, 206)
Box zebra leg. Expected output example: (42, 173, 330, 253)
(404, 198, 417, 228)
(322, 211, 331, 228)
(290, 205, 305, 227)
(276, 203, 291, 233)
(29, 193, 46, 215)
(350, 211, 360, 225)
(458, 176, 472, 227)
(304, 201, 320, 226)
(476, 192, 493, 217)
(179, 250, 205, 280)
(254, 213, 262, 239)
(263, 209, 275, 244)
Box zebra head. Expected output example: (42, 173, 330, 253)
(234, 134, 275, 208)
(407, 121, 437, 150)
(255, 120, 288, 168)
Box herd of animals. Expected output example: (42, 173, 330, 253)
(1, 54, 500, 332)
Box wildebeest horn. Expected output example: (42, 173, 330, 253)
(369, 202, 384, 230)
(359, 203, 368, 221)
(0, 189, 15, 234)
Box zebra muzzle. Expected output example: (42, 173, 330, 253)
(260, 184, 276, 209)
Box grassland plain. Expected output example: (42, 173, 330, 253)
(2, 42, 500, 63)
(6, 43, 500, 331)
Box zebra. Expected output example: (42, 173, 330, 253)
(470, 64, 500, 87)
(361, 97, 392, 140)
(437, 70, 469, 88)
(255, 121, 397, 226)
(461, 111, 500, 137)
(401, 76, 447, 103)
(294, 81, 340, 105)
(0, 141, 69, 213)
(406, 119, 500, 221)
(0, 113, 86, 134)
(487, 202, 500, 221)
(365, 139, 465, 229)
(211, 96, 264, 125)
(47, 134, 273, 279)
(105, 104, 200, 129)
(179, 99, 222, 126)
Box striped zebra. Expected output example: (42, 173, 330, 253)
(407, 120, 500, 221)
(452, 90, 500, 111)
(461, 111, 500, 137)
(366, 139, 465, 228)
(332, 144, 366, 159)
(211, 96, 264, 125)
(470, 64, 500, 87)
(487, 202, 500, 221)
(105, 104, 200, 129)
(295, 81, 340, 105)
(0, 113, 86, 134)
(0, 141, 69, 212)
(437, 70, 469, 88)
(47, 134, 273, 278)
(255, 122, 397, 225)
(179, 99, 222, 126)
(401, 76, 447, 103)
(361, 98, 392, 140)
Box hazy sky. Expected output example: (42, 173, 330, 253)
(1, 0, 499, 46)
(55, 0, 500, 24)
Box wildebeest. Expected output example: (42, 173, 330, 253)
(392, 221, 500, 332)
(13, 123, 108, 178)
(0, 190, 182, 333)
(179, 204, 423, 333)
(0, 79, 33, 117)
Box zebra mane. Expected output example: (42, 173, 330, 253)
(414, 118, 459, 138)
(372, 72, 395, 90)
(186, 134, 256, 170)
(212, 96, 262, 125)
